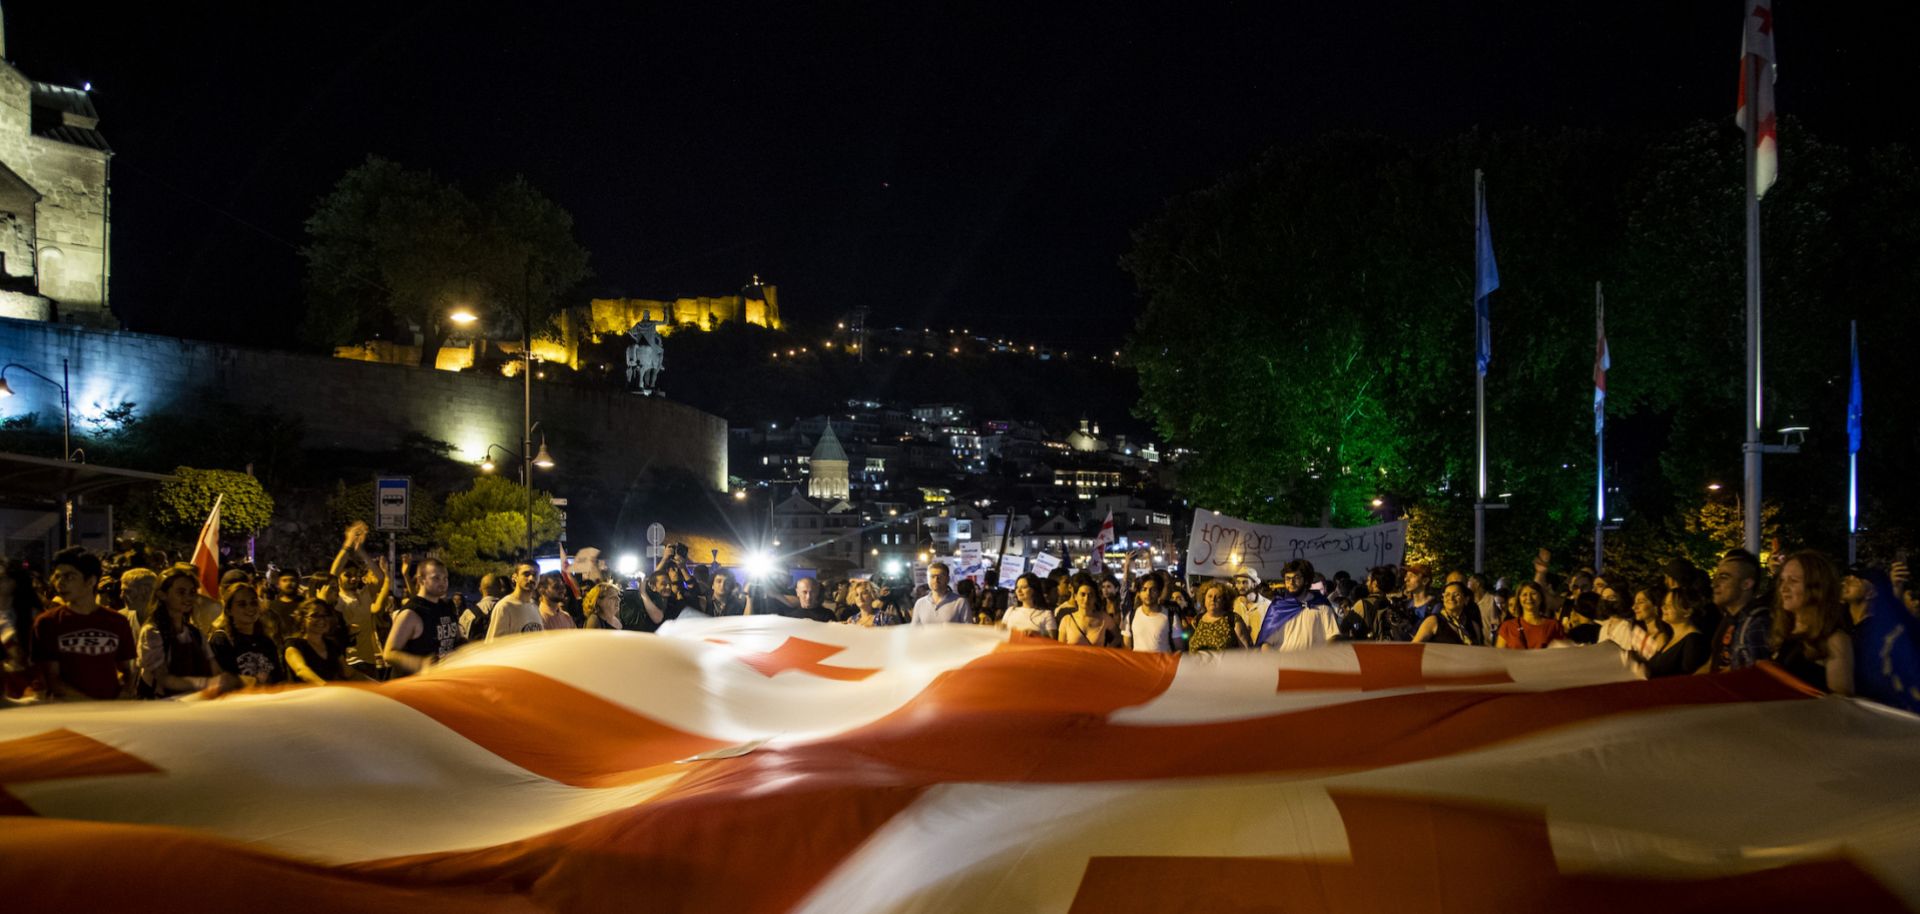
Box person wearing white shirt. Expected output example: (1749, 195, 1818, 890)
(1124, 570, 1181, 652)
(1256, 560, 1342, 652)
(1231, 569, 1271, 638)
(1001, 574, 1057, 637)
(911, 563, 973, 624)
(485, 562, 544, 642)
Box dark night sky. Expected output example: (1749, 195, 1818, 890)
(9, 2, 1909, 348)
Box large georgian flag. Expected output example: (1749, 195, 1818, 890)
(3, 619, 1918, 912)
(1737, 0, 1779, 198)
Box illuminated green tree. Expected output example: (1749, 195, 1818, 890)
(144, 467, 274, 541)
(431, 476, 563, 578)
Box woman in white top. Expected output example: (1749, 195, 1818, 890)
(1002, 574, 1057, 637)
(1124, 570, 1181, 652)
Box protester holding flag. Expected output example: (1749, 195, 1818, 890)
(1632, 585, 1712, 679)
(1768, 552, 1853, 696)
(1256, 560, 1341, 651)
(537, 572, 578, 630)
(1496, 581, 1565, 650)
(582, 583, 623, 630)
(1123, 570, 1181, 652)
(209, 581, 284, 689)
(1186, 580, 1252, 651)
(285, 600, 364, 684)
(135, 564, 218, 697)
(1002, 574, 1056, 637)
(1413, 582, 1485, 646)
(31, 547, 136, 701)
(1057, 572, 1121, 647)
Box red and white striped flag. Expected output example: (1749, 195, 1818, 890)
(1737, 0, 1778, 198)
(3, 620, 1917, 912)
(189, 494, 223, 598)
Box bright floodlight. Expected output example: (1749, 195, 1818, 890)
(615, 553, 641, 576)
(744, 551, 776, 581)
(884, 559, 904, 576)
(450, 309, 478, 325)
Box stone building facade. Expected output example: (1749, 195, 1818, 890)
(0, 22, 112, 325)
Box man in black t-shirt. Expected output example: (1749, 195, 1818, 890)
(382, 558, 464, 675)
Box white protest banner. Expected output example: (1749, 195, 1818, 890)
(959, 541, 982, 571)
(996, 554, 1026, 589)
(1184, 508, 1406, 582)
(1029, 552, 1060, 579)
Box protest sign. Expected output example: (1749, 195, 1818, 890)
(997, 554, 1026, 589)
(1184, 508, 1405, 582)
(1029, 552, 1060, 579)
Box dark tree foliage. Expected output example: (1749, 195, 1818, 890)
(301, 157, 592, 364)
(1126, 121, 1920, 575)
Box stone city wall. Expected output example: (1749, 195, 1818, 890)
(0, 317, 728, 493)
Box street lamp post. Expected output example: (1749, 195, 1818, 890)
(0, 358, 74, 546)
(478, 439, 553, 563)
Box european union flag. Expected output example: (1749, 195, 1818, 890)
(1848, 323, 1863, 455)
(1475, 177, 1499, 377)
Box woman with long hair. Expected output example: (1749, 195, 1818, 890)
(285, 598, 363, 683)
(1770, 551, 1854, 695)
(1058, 572, 1122, 648)
(1633, 584, 1711, 678)
(209, 581, 285, 688)
(134, 565, 218, 697)
(583, 583, 624, 629)
(1001, 573, 1055, 637)
(843, 579, 895, 627)
(1496, 581, 1565, 650)
(1414, 582, 1485, 646)
(1186, 580, 1252, 651)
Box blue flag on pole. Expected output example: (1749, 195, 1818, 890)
(1848, 323, 1863, 455)
(1474, 177, 1499, 377)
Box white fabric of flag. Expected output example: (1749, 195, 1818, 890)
(3, 618, 1917, 913)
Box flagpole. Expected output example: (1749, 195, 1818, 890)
(1473, 169, 1487, 575)
(1742, 48, 1764, 557)
(1848, 319, 1859, 565)
(1594, 282, 1605, 575)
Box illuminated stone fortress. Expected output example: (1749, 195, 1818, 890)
(337, 276, 782, 373)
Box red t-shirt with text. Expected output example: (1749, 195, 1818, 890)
(31, 605, 135, 699)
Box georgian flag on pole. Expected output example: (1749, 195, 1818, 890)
(1737, 0, 1778, 198)
(1594, 291, 1610, 436)
(1093, 508, 1116, 552)
(190, 493, 223, 598)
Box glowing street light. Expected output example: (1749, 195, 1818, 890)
(449, 308, 478, 325)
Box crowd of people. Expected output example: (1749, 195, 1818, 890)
(4, 521, 1917, 716)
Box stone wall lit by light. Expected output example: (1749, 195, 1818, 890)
(0, 318, 729, 493)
